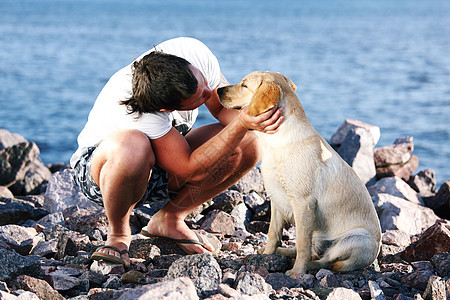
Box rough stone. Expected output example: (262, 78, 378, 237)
(430, 252, 450, 277)
(120, 270, 145, 284)
(337, 127, 377, 186)
(129, 238, 161, 260)
(373, 193, 438, 235)
(376, 155, 419, 181)
(374, 137, 413, 167)
(369, 176, 423, 205)
(0, 225, 38, 255)
(0, 140, 40, 187)
(44, 273, 82, 291)
(244, 192, 265, 211)
(200, 210, 236, 236)
(0, 187, 13, 198)
(401, 270, 434, 291)
(15, 275, 64, 300)
(265, 273, 299, 291)
(424, 181, 450, 220)
(209, 190, 244, 214)
(0, 198, 48, 226)
(401, 220, 450, 262)
(230, 203, 252, 230)
(44, 169, 100, 213)
(422, 275, 446, 300)
(166, 253, 222, 297)
(234, 272, 272, 296)
(90, 260, 125, 276)
(330, 119, 380, 146)
(9, 158, 52, 196)
(326, 287, 362, 300)
(243, 254, 293, 273)
(231, 167, 265, 194)
(117, 277, 198, 300)
(0, 249, 41, 282)
(408, 169, 437, 197)
(382, 230, 411, 248)
(368, 280, 387, 300)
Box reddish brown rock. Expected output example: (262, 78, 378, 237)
(376, 155, 419, 181)
(374, 136, 414, 167)
(16, 275, 65, 300)
(401, 220, 450, 262)
(201, 210, 236, 236)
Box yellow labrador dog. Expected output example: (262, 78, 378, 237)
(218, 71, 381, 275)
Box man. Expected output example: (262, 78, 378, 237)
(71, 37, 283, 267)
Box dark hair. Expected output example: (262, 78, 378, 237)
(120, 51, 198, 115)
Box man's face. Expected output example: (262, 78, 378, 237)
(177, 65, 212, 111)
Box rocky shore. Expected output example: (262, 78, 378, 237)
(0, 120, 449, 300)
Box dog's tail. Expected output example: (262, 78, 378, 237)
(308, 228, 380, 272)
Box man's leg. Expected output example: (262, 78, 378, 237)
(146, 123, 261, 254)
(90, 129, 155, 267)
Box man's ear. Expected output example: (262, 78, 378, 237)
(247, 82, 281, 116)
(160, 109, 174, 112)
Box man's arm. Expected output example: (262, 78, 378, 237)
(150, 107, 283, 184)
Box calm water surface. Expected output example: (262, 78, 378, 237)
(0, 0, 449, 186)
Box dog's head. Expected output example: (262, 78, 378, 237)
(218, 71, 297, 116)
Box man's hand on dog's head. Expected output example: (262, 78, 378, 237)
(238, 106, 284, 134)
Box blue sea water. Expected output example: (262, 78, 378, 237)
(0, 0, 449, 186)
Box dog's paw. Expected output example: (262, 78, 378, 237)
(286, 267, 306, 277)
(257, 247, 266, 254)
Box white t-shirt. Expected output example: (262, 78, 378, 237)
(70, 37, 221, 167)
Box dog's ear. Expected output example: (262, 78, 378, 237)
(290, 80, 297, 92)
(247, 82, 281, 116)
(283, 75, 297, 92)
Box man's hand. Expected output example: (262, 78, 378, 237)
(238, 106, 284, 134)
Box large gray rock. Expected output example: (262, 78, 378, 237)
(117, 277, 199, 300)
(44, 169, 100, 213)
(331, 119, 380, 146)
(0, 225, 38, 255)
(234, 271, 272, 296)
(424, 181, 450, 220)
(369, 176, 423, 205)
(0, 249, 41, 282)
(231, 166, 265, 194)
(166, 253, 222, 297)
(0, 129, 51, 195)
(326, 287, 362, 300)
(0, 197, 48, 226)
(9, 158, 52, 195)
(408, 169, 437, 197)
(373, 193, 438, 235)
(336, 126, 377, 186)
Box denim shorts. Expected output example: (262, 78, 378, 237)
(72, 147, 170, 207)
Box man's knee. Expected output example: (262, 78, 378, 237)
(95, 130, 155, 176)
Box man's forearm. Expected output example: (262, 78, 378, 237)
(188, 115, 248, 182)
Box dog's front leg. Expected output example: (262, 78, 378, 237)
(286, 196, 316, 276)
(260, 203, 284, 254)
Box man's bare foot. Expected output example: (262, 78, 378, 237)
(95, 235, 131, 268)
(145, 210, 216, 254)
